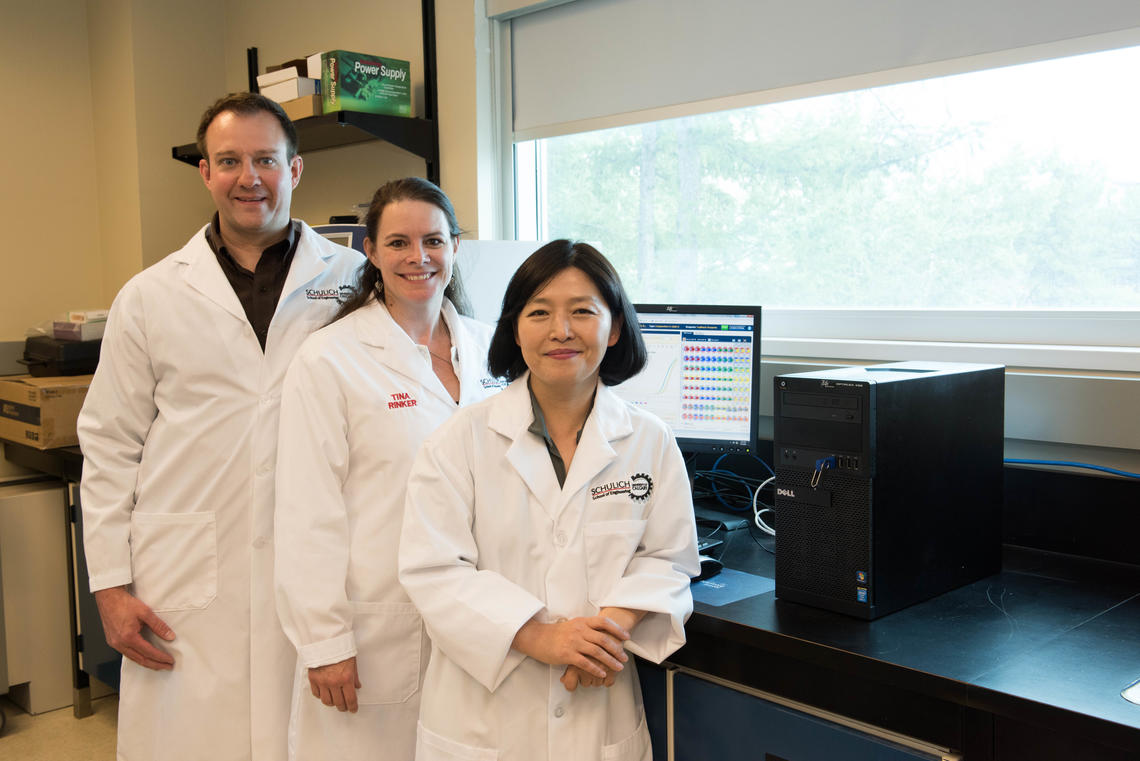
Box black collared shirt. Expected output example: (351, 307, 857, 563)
(204, 214, 301, 350)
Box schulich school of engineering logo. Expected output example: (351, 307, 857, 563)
(305, 284, 354, 302)
(590, 473, 654, 502)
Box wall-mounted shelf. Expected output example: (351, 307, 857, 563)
(171, 110, 436, 167)
(170, 0, 440, 186)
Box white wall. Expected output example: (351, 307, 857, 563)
(0, 0, 493, 344)
(0, 1, 105, 340)
(129, 0, 227, 267)
(85, 0, 225, 284)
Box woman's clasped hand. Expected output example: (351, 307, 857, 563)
(514, 614, 631, 690)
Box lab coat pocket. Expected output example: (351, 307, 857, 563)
(583, 519, 648, 608)
(417, 722, 498, 761)
(601, 709, 650, 761)
(129, 511, 217, 611)
(351, 601, 422, 705)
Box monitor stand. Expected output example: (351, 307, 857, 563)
(694, 506, 752, 532)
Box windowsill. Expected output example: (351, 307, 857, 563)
(764, 337, 1140, 375)
(755, 350, 1140, 467)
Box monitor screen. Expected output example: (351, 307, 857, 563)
(614, 304, 761, 455)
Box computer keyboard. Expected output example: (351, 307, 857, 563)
(696, 536, 723, 554)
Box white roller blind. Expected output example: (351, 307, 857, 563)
(511, 0, 1140, 139)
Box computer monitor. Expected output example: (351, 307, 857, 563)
(614, 304, 761, 456)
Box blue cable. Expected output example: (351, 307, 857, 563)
(710, 452, 775, 477)
(751, 453, 776, 478)
(1004, 458, 1140, 480)
(699, 453, 778, 513)
(708, 454, 750, 512)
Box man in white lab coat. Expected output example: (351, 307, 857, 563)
(77, 92, 364, 761)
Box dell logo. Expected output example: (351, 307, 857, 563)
(776, 487, 796, 498)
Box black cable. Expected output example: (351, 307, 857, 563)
(692, 468, 765, 512)
(745, 512, 776, 555)
(695, 521, 724, 541)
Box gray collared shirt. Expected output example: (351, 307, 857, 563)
(526, 380, 593, 488)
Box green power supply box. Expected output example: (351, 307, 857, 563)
(315, 50, 411, 117)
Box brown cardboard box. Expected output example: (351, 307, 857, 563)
(0, 375, 92, 449)
(281, 94, 322, 121)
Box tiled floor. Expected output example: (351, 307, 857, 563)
(0, 695, 117, 760)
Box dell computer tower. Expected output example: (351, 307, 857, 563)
(773, 361, 1004, 620)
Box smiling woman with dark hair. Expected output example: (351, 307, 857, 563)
(399, 239, 699, 761)
(487, 238, 646, 385)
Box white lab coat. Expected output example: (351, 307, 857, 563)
(77, 222, 364, 761)
(399, 375, 700, 761)
(274, 297, 501, 761)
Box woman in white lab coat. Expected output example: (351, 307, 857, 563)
(274, 178, 504, 761)
(400, 240, 701, 761)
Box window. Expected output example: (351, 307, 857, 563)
(515, 43, 1140, 369)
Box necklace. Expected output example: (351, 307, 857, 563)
(429, 320, 453, 365)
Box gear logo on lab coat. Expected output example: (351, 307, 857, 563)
(629, 473, 653, 501)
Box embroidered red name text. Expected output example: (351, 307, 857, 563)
(388, 392, 418, 409)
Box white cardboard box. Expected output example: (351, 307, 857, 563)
(261, 77, 319, 104)
(256, 66, 302, 88)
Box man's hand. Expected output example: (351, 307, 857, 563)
(512, 615, 630, 681)
(308, 657, 362, 713)
(93, 586, 175, 670)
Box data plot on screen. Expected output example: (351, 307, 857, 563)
(614, 305, 761, 455)
(616, 332, 683, 423)
(677, 332, 753, 440)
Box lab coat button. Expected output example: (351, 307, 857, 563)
(555, 531, 567, 546)
(252, 536, 268, 549)
(553, 706, 565, 718)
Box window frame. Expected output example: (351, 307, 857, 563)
(508, 40, 1140, 375)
